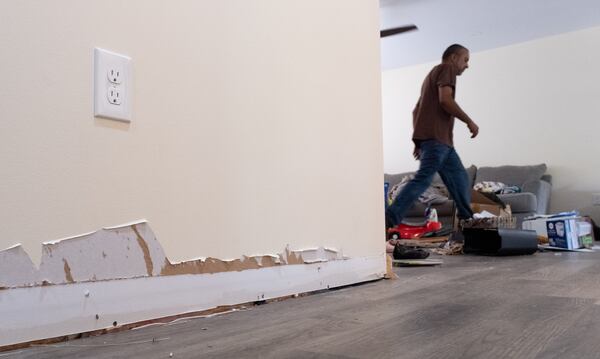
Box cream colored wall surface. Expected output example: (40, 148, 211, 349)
(0, 0, 384, 264)
(382, 26, 600, 222)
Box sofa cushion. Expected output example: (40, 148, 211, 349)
(432, 165, 477, 188)
(475, 164, 547, 187)
(497, 193, 537, 213)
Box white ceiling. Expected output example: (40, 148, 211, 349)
(380, 0, 600, 70)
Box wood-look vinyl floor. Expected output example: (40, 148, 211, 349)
(6, 249, 600, 359)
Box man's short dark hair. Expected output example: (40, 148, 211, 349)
(442, 44, 468, 60)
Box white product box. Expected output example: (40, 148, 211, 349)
(522, 212, 591, 249)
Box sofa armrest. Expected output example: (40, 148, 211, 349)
(541, 174, 552, 184)
(522, 179, 552, 214)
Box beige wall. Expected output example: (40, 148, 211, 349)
(0, 0, 384, 264)
(382, 25, 600, 222)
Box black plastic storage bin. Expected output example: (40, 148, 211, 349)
(463, 228, 538, 255)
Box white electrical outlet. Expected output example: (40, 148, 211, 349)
(593, 193, 600, 206)
(107, 86, 122, 105)
(94, 48, 131, 122)
(107, 67, 123, 84)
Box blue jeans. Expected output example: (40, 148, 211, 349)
(386, 140, 473, 227)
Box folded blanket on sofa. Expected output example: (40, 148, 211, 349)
(388, 175, 449, 206)
(473, 181, 521, 194)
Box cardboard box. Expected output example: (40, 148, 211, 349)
(471, 203, 501, 216)
(471, 190, 499, 206)
(523, 213, 592, 249)
(580, 216, 596, 243)
(577, 220, 594, 248)
(546, 218, 578, 249)
(464, 190, 515, 229)
(470, 203, 513, 218)
(522, 217, 549, 240)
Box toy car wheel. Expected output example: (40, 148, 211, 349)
(388, 232, 400, 240)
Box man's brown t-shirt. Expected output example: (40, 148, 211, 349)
(412, 63, 457, 147)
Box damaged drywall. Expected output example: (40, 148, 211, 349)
(37, 221, 167, 285)
(296, 247, 348, 264)
(0, 220, 350, 288)
(162, 255, 272, 276)
(0, 244, 39, 287)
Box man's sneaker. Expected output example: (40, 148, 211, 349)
(393, 244, 430, 260)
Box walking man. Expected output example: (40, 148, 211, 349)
(386, 44, 479, 229)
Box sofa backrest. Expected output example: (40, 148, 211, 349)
(541, 174, 552, 184)
(475, 164, 547, 187)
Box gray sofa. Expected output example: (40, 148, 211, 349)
(384, 164, 552, 227)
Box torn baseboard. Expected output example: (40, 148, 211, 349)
(0, 221, 386, 347)
(0, 254, 385, 348)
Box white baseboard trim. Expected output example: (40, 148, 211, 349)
(0, 254, 385, 347)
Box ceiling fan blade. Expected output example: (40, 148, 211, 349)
(380, 25, 418, 38)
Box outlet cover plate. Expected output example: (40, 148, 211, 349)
(94, 48, 132, 122)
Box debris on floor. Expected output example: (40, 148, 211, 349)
(392, 259, 443, 267)
(430, 241, 464, 256)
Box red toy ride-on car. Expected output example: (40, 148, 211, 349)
(387, 208, 443, 240)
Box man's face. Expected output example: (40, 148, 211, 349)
(453, 50, 470, 75)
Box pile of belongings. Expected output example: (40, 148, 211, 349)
(387, 174, 449, 207)
(473, 181, 521, 194)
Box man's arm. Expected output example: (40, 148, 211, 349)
(438, 86, 479, 138)
(412, 100, 421, 160)
(412, 100, 420, 128)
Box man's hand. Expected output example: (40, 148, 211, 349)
(467, 120, 479, 138)
(413, 146, 421, 160)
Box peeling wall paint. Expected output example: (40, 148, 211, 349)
(0, 221, 352, 288)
